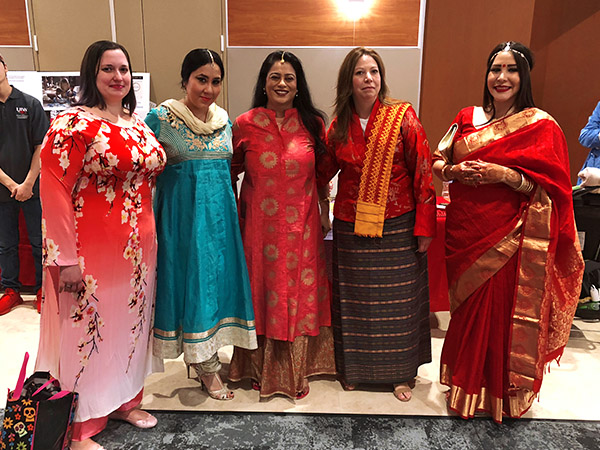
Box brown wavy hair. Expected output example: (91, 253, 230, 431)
(329, 47, 391, 143)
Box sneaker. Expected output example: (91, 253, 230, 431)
(0, 288, 24, 315)
(36, 288, 42, 314)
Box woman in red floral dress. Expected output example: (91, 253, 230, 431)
(36, 41, 166, 450)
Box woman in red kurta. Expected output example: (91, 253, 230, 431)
(319, 47, 436, 402)
(432, 41, 584, 422)
(228, 51, 335, 399)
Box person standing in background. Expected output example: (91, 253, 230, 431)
(577, 100, 600, 184)
(0, 52, 48, 315)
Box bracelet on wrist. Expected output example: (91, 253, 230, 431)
(513, 172, 534, 194)
(441, 164, 453, 181)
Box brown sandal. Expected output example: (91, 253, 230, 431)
(340, 379, 357, 391)
(393, 383, 412, 402)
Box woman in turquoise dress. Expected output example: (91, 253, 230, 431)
(145, 48, 257, 400)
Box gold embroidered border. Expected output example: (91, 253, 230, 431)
(354, 102, 409, 237)
(508, 187, 552, 390)
(448, 217, 523, 312)
(154, 317, 256, 342)
(453, 108, 556, 161)
(441, 363, 536, 421)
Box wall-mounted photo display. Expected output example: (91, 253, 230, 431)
(7, 71, 151, 120)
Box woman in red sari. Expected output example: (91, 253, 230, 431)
(228, 51, 335, 399)
(433, 41, 584, 422)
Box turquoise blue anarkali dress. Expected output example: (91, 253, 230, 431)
(146, 101, 257, 365)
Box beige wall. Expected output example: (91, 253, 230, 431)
(140, 0, 225, 105)
(227, 47, 422, 125)
(1, 0, 225, 106)
(3, 0, 600, 186)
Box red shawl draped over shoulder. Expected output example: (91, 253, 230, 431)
(441, 107, 584, 421)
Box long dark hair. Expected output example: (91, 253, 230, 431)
(483, 41, 535, 119)
(74, 40, 136, 115)
(180, 48, 224, 88)
(251, 51, 327, 156)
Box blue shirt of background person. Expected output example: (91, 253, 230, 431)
(578, 101, 600, 184)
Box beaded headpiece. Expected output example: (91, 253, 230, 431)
(490, 43, 530, 70)
(206, 49, 215, 66)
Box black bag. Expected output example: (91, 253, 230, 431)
(573, 189, 600, 261)
(576, 260, 600, 320)
(0, 353, 78, 450)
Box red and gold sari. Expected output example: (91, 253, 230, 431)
(438, 107, 584, 422)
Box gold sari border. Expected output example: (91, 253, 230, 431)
(449, 217, 523, 312)
(354, 102, 409, 237)
(508, 187, 552, 390)
(441, 363, 536, 422)
(453, 108, 556, 162)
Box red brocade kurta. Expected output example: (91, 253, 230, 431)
(318, 100, 435, 236)
(436, 107, 584, 422)
(231, 107, 331, 341)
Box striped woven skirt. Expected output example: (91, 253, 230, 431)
(332, 212, 432, 384)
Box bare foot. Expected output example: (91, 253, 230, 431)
(393, 383, 412, 402)
(69, 438, 105, 450)
(108, 408, 157, 429)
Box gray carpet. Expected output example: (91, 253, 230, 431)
(14, 410, 597, 450)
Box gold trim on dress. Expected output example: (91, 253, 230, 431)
(508, 186, 552, 390)
(441, 363, 536, 422)
(354, 102, 410, 237)
(449, 216, 523, 312)
(453, 108, 557, 161)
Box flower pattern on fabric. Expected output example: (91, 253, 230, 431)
(38, 107, 166, 406)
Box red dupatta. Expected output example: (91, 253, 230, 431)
(445, 108, 584, 405)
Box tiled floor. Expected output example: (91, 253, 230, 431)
(2, 296, 600, 421)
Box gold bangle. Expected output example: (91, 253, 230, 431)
(442, 164, 453, 181)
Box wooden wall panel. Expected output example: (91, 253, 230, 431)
(0, 0, 30, 45)
(529, 0, 600, 181)
(419, 0, 536, 193)
(31, 0, 112, 70)
(114, 0, 146, 72)
(142, 0, 224, 105)
(228, 0, 420, 47)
